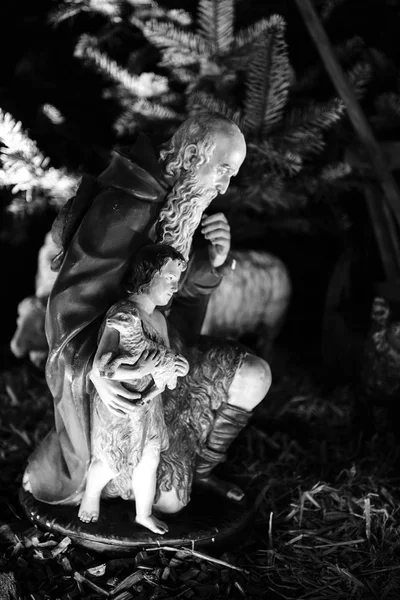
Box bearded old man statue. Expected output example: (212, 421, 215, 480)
(23, 111, 271, 517)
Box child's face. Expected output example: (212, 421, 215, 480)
(148, 259, 183, 306)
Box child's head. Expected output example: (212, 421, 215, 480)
(123, 244, 186, 306)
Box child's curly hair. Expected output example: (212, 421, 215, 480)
(122, 244, 186, 296)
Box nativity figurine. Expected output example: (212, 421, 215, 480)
(23, 111, 271, 523)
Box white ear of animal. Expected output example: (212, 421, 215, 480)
(201, 250, 291, 345)
(10, 297, 47, 359)
(9, 230, 61, 366)
(35, 232, 60, 299)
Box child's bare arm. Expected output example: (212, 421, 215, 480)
(102, 350, 161, 380)
(131, 348, 162, 377)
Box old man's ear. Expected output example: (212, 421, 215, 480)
(182, 144, 199, 171)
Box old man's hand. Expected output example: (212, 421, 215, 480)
(89, 368, 142, 417)
(201, 213, 231, 269)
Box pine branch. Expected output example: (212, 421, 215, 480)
(114, 99, 182, 136)
(292, 36, 365, 95)
(157, 48, 198, 85)
(196, 0, 234, 55)
(282, 130, 327, 156)
(41, 104, 65, 125)
(121, 90, 181, 108)
(131, 98, 182, 119)
(49, 0, 122, 26)
(367, 47, 395, 74)
(48, 2, 87, 25)
(75, 35, 169, 97)
(318, 0, 348, 22)
(346, 62, 371, 99)
(280, 99, 345, 156)
(166, 9, 193, 27)
(296, 163, 358, 203)
(141, 20, 208, 57)
(186, 92, 243, 128)
(224, 19, 274, 72)
(0, 109, 78, 201)
(0, 151, 77, 201)
(129, 1, 192, 28)
(167, 66, 197, 84)
(117, 86, 181, 113)
(247, 140, 303, 177)
(320, 161, 352, 181)
(158, 48, 201, 70)
(336, 35, 366, 61)
(234, 18, 272, 50)
(240, 172, 292, 211)
(244, 15, 290, 138)
(128, 0, 164, 20)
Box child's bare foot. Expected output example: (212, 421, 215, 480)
(78, 494, 101, 523)
(135, 514, 169, 534)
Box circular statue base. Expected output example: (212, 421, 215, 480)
(19, 487, 255, 553)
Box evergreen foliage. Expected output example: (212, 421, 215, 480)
(74, 33, 183, 135)
(138, 0, 272, 92)
(0, 109, 78, 214)
(49, 0, 123, 24)
(186, 13, 360, 214)
(0, 0, 399, 231)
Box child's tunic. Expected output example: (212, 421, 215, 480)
(91, 300, 170, 500)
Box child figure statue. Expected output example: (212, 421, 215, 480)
(78, 244, 189, 534)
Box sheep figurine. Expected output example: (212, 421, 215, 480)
(10, 296, 48, 370)
(98, 302, 178, 402)
(10, 232, 58, 368)
(201, 250, 291, 358)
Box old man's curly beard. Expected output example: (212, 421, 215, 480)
(156, 171, 218, 260)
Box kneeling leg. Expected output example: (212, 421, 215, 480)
(195, 353, 271, 501)
(153, 488, 187, 516)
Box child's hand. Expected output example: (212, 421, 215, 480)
(175, 355, 189, 377)
(137, 348, 162, 374)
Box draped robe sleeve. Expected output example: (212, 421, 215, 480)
(27, 148, 167, 504)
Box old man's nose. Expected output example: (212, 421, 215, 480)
(217, 178, 230, 195)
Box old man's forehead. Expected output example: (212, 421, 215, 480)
(215, 133, 246, 167)
(220, 150, 245, 172)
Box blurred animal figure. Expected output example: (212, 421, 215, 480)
(10, 235, 291, 368)
(356, 296, 400, 439)
(361, 296, 400, 403)
(10, 296, 48, 369)
(10, 232, 58, 369)
(202, 250, 291, 359)
(34, 231, 60, 299)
